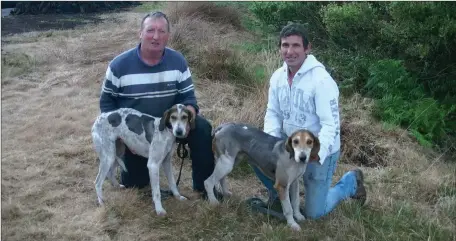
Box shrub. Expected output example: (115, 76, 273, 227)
(248, 2, 330, 44)
(248, 2, 456, 148)
(321, 2, 382, 51)
(379, 2, 456, 102)
(364, 59, 423, 100)
(367, 59, 453, 146)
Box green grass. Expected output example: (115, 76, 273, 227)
(229, 42, 274, 85)
(340, 201, 454, 241)
(253, 64, 266, 81)
(229, 159, 255, 179)
(234, 42, 268, 54)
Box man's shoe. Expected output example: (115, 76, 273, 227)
(266, 197, 283, 213)
(245, 196, 287, 221)
(351, 168, 367, 205)
(268, 196, 307, 217)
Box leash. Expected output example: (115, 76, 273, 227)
(175, 138, 188, 186)
(160, 138, 188, 199)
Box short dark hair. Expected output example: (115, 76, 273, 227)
(278, 22, 310, 48)
(141, 11, 170, 32)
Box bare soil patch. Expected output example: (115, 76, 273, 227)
(1, 13, 104, 36)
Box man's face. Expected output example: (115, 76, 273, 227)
(139, 17, 170, 53)
(279, 35, 309, 71)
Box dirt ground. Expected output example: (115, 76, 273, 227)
(1, 13, 105, 36)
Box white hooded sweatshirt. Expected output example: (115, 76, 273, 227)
(263, 54, 341, 165)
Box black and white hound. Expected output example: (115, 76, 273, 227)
(204, 122, 320, 231)
(91, 104, 195, 216)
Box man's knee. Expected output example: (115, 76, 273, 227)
(304, 207, 325, 220)
(192, 115, 212, 136)
(303, 170, 330, 220)
(187, 115, 214, 165)
(187, 115, 213, 148)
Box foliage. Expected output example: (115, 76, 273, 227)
(367, 59, 453, 147)
(248, 2, 331, 44)
(248, 1, 456, 149)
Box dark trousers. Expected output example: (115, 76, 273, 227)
(120, 115, 215, 192)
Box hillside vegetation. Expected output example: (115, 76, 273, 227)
(248, 2, 456, 152)
(247, 2, 456, 154)
(1, 2, 455, 241)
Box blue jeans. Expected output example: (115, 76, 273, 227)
(252, 151, 357, 219)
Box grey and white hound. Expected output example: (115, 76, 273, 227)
(91, 104, 195, 216)
(204, 122, 320, 231)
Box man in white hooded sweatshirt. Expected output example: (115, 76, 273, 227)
(251, 22, 367, 219)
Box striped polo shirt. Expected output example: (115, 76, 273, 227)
(99, 44, 199, 117)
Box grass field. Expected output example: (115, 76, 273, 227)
(1, 2, 455, 241)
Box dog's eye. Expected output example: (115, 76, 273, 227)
(293, 139, 299, 145)
(307, 139, 313, 145)
(182, 116, 188, 120)
(170, 116, 177, 121)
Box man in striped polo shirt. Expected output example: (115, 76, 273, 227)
(99, 11, 219, 199)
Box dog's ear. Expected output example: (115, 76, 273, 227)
(310, 134, 320, 162)
(159, 109, 171, 131)
(285, 135, 294, 159)
(186, 107, 196, 130)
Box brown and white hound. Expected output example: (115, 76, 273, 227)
(204, 122, 320, 231)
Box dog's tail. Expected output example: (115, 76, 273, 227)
(211, 122, 236, 158)
(115, 157, 128, 172)
(212, 122, 235, 137)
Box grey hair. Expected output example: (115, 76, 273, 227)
(140, 11, 170, 32)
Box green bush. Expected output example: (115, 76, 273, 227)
(367, 59, 453, 146)
(248, 2, 330, 44)
(364, 59, 423, 100)
(248, 2, 456, 148)
(379, 2, 456, 102)
(321, 3, 382, 51)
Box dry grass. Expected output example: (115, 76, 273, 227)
(170, 25, 250, 83)
(2, 2, 455, 241)
(166, 2, 243, 30)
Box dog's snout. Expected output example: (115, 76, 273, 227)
(175, 128, 183, 136)
(299, 152, 307, 162)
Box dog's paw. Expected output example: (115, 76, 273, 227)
(208, 199, 220, 206)
(97, 197, 105, 206)
(119, 184, 126, 189)
(156, 208, 167, 216)
(223, 190, 233, 197)
(289, 222, 301, 232)
(176, 195, 187, 201)
(294, 212, 306, 222)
